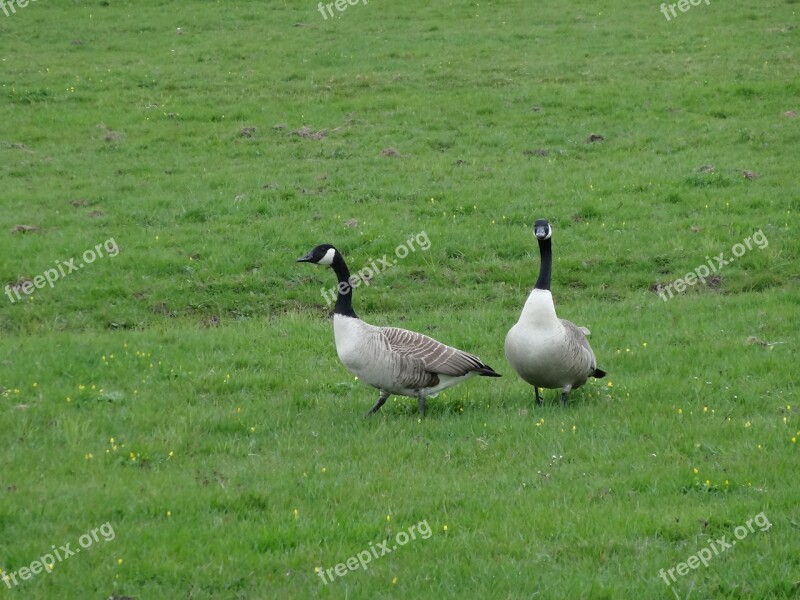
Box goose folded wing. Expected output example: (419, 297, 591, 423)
(379, 327, 487, 377)
(561, 320, 598, 371)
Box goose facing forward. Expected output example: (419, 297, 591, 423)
(504, 219, 606, 405)
(297, 244, 501, 416)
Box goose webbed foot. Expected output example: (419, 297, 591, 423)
(365, 391, 390, 417)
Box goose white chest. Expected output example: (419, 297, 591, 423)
(332, 314, 398, 388)
(504, 289, 577, 388)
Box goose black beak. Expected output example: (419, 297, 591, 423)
(296, 253, 314, 263)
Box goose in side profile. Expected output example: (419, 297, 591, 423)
(504, 219, 606, 405)
(297, 244, 501, 416)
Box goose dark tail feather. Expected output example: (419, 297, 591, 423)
(593, 368, 607, 378)
(477, 366, 502, 377)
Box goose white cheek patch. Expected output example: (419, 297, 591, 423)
(319, 248, 336, 265)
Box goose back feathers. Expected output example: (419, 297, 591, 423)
(334, 317, 496, 396)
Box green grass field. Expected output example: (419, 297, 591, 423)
(1, 0, 798, 598)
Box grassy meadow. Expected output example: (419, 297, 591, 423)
(1, 0, 798, 598)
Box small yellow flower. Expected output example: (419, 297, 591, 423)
(167, 511, 171, 517)
(607, 381, 613, 388)
(293, 508, 300, 520)
(443, 524, 448, 531)
(32, 382, 38, 388)
(392, 576, 398, 585)
(703, 406, 708, 413)
(744, 421, 751, 428)
(386, 514, 391, 522)
(117, 558, 123, 565)
(705, 479, 711, 486)
(693, 468, 698, 474)
(677, 408, 683, 415)
(85, 453, 93, 460)
(321, 467, 327, 473)
(642, 342, 648, 348)
(792, 437, 797, 444)
(168, 451, 174, 458)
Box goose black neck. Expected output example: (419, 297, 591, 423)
(331, 253, 358, 318)
(534, 237, 552, 291)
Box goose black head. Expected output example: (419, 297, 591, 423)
(533, 219, 552, 241)
(297, 244, 338, 266)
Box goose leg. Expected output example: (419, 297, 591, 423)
(365, 390, 390, 417)
(559, 384, 572, 406)
(417, 393, 427, 417)
(535, 387, 543, 406)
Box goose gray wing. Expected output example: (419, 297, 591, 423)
(378, 326, 491, 377)
(560, 319, 598, 373)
